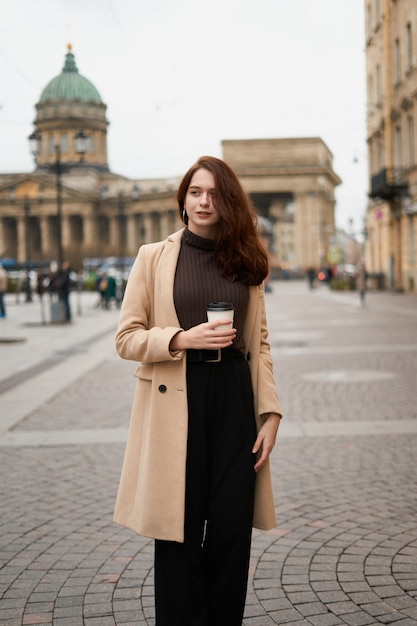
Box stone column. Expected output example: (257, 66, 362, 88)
(152, 213, 161, 242)
(109, 215, 119, 250)
(159, 213, 170, 240)
(83, 215, 96, 247)
(126, 215, 138, 256)
(17, 216, 26, 264)
(61, 215, 72, 258)
(143, 213, 154, 244)
(293, 191, 320, 270)
(40, 216, 51, 259)
(0, 218, 7, 257)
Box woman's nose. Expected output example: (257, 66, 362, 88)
(200, 192, 210, 206)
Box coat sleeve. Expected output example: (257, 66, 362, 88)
(115, 244, 184, 363)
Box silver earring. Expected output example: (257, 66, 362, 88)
(182, 209, 187, 222)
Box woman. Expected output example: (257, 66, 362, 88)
(114, 156, 282, 626)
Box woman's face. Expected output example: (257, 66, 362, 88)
(184, 168, 220, 239)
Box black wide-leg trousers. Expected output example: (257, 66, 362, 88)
(154, 352, 257, 626)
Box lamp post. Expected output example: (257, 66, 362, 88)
(29, 129, 89, 267)
(23, 197, 33, 302)
(117, 192, 126, 276)
(54, 145, 63, 266)
(29, 133, 63, 265)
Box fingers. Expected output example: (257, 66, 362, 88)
(204, 321, 236, 347)
(252, 427, 277, 472)
(254, 455, 266, 473)
(253, 441, 273, 473)
(185, 322, 236, 350)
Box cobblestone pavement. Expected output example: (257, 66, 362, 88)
(0, 283, 416, 625)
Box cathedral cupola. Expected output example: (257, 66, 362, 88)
(31, 44, 109, 171)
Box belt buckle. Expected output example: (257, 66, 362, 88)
(205, 349, 221, 362)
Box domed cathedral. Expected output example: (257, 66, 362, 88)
(34, 43, 109, 171)
(0, 45, 180, 270)
(0, 45, 342, 276)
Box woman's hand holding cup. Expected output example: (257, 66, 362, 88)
(170, 302, 235, 351)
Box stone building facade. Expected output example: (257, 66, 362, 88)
(365, 0, 417, 291)
(0, 46, 341, 276)
(223, 138, 341, 274)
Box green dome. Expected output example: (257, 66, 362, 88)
(39, 46, 102, 103)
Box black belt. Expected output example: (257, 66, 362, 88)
(186, 348, 244, 363)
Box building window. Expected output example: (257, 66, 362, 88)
(394, 124, 402, 168)
(8, 186, 16, 202)
(370, 138, 377, 174)
(369, 138, 375, 173)
(375, 0, 381, 26)
(394, 39, 401, 84)
(61, 134, 68, 153)
(367, 4, 372, 38)
(48, 134, 55, 154)
(378, 135, 384, 170)
(376, 64, 382, 103)
(406, 23, 413, 72)
(407, 114, 414, 168)
(367, 74, 374, 107)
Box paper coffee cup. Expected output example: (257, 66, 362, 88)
(207, 302, 234, 329)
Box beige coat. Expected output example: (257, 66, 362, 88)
(114, 229, 282, 542)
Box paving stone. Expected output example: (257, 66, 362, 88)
(307, 613, 344, 625)
(339, 612, 379, 626)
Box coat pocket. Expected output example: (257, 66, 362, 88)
(134, 363, 154, 380)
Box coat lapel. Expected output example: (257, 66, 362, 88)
(154, 229, 184, 327)
(154, 227, 262, 350)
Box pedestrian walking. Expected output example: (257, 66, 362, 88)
(307, 267, 315, 290)
(114, 155, 283, 626)
(96, 272, 108, 309)
(57, 260, 72, 321)
(355, 257, 367, 306)
(0, 263, 8, 318)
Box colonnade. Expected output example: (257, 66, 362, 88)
(0, 206, 180, 267)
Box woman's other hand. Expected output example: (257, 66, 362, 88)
(252, 414, 281, 473)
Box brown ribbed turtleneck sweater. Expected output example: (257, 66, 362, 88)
(173, 228, 249, 352)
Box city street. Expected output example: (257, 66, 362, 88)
(0, 282, 416, 625)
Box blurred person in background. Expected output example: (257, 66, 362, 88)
(355, 258, 367, 306)
(57, 260, 72, 322)
(0, 263, 8, 318)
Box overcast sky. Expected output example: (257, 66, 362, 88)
(1, 0, 367, 234)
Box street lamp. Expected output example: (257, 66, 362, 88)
(28, 130, 41, 161)
(28, 129, 89, 266)
(74, 129, 89, 161)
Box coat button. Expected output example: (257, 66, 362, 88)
(158, 384, 167, 393)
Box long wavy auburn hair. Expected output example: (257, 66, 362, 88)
(176, 156, 269, 286)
